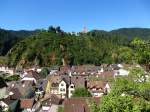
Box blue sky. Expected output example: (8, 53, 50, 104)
(0, 0, 150, 32)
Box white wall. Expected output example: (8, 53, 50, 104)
(68, 84, 75, 98)
(0, 87, 7, 99)
(58, 80, 67, 98)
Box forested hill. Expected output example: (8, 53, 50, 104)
(110, 28, 150, 40)
(8, 30, 36, 38)
(0, 27, 150, 56)
(4, 27, 150, 68)
(0, 28, 36, 55)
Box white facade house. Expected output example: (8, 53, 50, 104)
(90, 83, 110, 97)
(91, 89, 104, 97)
(68, 84, 75, 98)
(88, 81, 111, 97)
(115, 69, 129, 76)
(0, 79, 8, 99)
(0, 101, 9, 111)
(58, 80, 67, 98)
(0, 87, 7, 99)
(0, 66, 14, 75)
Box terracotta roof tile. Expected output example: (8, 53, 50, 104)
(99, 71, 115, 80)
(20, 99, 34, 109)
(26, 70, 41, 80)
(87, 81, 107, 89)
(64, 97, 101, 112)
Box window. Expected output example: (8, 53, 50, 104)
(70, 85, 74, 88)
(61, 84, 64, 86)
(70, 90, 74, 93)
(60, 88, 65, 91)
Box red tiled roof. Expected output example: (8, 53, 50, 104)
(20, 99, 34, 109)
(64, 97, 101, 112)
(87, 80, 107, 89)
(26, 70, 41, 80)
(99, 71, 115, 80)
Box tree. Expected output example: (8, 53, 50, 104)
(56, 26, 62, 33)
(72, 88, 92, 97)
(48, 26, 56, 33)
(96, 77, 150, 112)
(129, 67, 146, 83)
(57, 107, 64, 112)
(4, 75, 20, 82)
(91, 68, 150, 112)
(39, 67, 49, 78)
(131, 38, 150, 71)
(116, 46, 134, 63)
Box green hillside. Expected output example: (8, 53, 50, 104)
(111, 28, 150, 40)
(5, 27, 150, 68)
(0, 28, 36, 55)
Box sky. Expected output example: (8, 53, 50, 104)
(0, 0, 150, 32)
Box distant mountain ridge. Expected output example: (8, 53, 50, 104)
(110, 28, 150, 40)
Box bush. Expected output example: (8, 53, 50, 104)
(72, 88, 92, 97)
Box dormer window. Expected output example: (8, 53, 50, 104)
(61, 84, 64, 86)
(60, 88, 65, 91)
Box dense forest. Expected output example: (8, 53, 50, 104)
(0, 28, 36, 55)
(0, 27, 150, 68)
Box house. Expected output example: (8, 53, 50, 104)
(50, 82, 59, 95)
(9, 88, 22, 100)
(64, 97, 100, 112)
(35, 87, 44, 100)
(61, 75, 87, 98)
(47, 75, 87, 98)
(0, 66, 15, 75)
(47, 75, 67, 98)
(114, 68, 129, 76)
(110, 64, 120, 70)
(41, 94, 62, 111)
(19, 81, 35, 98)
(71, 65, 99, 76)
(87, 81, 110, 97)
(20, 99, 35, 112)
(0, 77, 8, 99)
(58, 80, 67, 99)
(49, 66, 60, 75)
(0, 100, 9, 111)
(0, 97, 18, 112)
(67, 76, 87, 98)
(68, 84, 75, 98)
(8, 80, 35, 98)
(99, 71, 115, 81)
(41, 98, 51, 111)
(21, 70, 42, 84)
